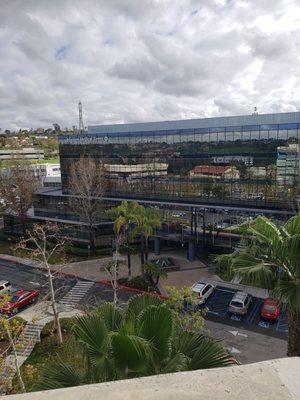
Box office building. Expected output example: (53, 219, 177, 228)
(0, 147, 44, 160)
(4, 111, 300, 254)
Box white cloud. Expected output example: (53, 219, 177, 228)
(0, 0, 300, 130)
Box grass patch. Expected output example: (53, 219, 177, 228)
(30, 158, 59, 165)
(11, 324, 84, 393)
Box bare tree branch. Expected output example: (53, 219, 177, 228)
(68, 156, 107, 251)
(0, 160, 39, 235)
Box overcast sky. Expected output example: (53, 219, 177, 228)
(1, 0, 300, 130)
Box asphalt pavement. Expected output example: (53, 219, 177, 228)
(201, 287, 288, 340)
(0, 259, 288, 365)
(204, 319, 287, 364)
(0, 259, 135, 312)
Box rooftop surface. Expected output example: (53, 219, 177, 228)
(87, 111, 300, 135)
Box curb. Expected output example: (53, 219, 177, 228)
(99, 279, 168, 300)
(0, 255, 169, 299)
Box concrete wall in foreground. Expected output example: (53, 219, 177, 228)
(4, 358, 300, 400)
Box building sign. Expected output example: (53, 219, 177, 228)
(212, 156, 253, 165)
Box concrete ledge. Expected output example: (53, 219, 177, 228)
(4, 358, 300, 399)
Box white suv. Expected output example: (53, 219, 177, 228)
(191, 282, 214, 305)
(0, 281, 12, 296)
(229, 291, 252, 315)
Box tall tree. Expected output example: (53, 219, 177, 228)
(101, 232, 125, 305)
(16, 222, 69, 346)
(0, 162, 39, 235)
(132, 205, 162, 265)
(107, 201, 140, 280)
(217, 214, 300, 356)
(68, 157, 107, 252)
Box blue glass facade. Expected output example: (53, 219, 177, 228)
(58, 113, 300, 212)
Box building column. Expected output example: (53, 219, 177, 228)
(154, 236, 160, 256)
(187, 240, 195, 262)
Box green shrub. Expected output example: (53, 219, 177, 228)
(118, 275, 156, 291)
(41, 317, 76, 338)
(0, 316, 26, 341)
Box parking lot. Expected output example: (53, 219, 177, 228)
(202, 287, 288, 339)
(0, 259, 135, 315)
(0, 258, 287, 364)
(0, 259, 77, 302)
(0, 259, 288, 339)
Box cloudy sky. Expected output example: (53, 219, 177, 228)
(1, 0, 300, 130)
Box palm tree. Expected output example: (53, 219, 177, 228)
(217, 214, 300, 356)
(142, 262, 167, 287)
(107, 201, 140, 280)
(133, 205, 162, 265)
(36, 294, 237, 390)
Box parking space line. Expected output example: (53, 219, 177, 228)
(214, 288, 236, 294)
(276, 307, 288, 333)
(246, 298, 263, 325)
(207, 290, 234, 317)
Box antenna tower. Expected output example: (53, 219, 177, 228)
(78, 102, 84, 133)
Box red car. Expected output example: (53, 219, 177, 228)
(1, 290, 39, 315)
(260, 298, 280, 322)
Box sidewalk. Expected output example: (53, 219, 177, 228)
(0, 250, 210, 284)
(0, 252, 268, 298)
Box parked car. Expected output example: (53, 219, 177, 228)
(0, 289, 39, 315)
(229, 291, 252, 315)
(260, 298, 280, 322)
(191, 282, 214, 305)
(0, 281, 12, 296)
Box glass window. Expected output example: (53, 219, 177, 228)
(278, 129, 288, 140)
(260, 129, 269, 140)
(194, 132, 203, 143)
(287, 128, 298, 140)
(218, 131, 226, 142)
(172, 130, 181, 144)
(242, 130, 251, 140)
(226, 131, 234, 141)
(279, 123, 298, 129)
(202, 133, 209, 143)
(260, 124, 275, 131)
(209, 132, 218, 142)
(180, 129, 194, 142)
(268, 129, 278, 140)
(251, 130, 260, 140)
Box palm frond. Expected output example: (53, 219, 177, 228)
(283, 234, 300, 265)
(126, 293, 162, 323)
(95, 302, 123, 331)
(161, 352, 188, 373)
(175, 331, 207, 357)
(136, 305, 173, 361)
(272, 280, 300, 312)
(232, 254, 276, 288)
(111, 333, 151, 373)
(35, 363, 83, 390)
(284, 213, 300, 236)
(248, 216, 282, 246)
(72, 314, 109, 366)
(189, 336, 238, 370)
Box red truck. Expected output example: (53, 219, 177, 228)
(1, 290, 39, 315)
